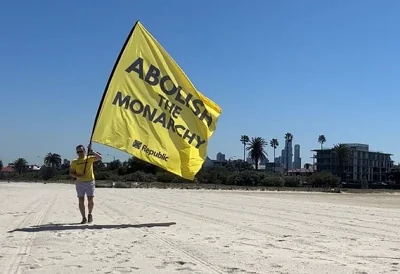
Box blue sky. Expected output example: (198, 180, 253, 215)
(1, 0, 399, 166)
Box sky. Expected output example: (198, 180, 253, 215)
(1, 0, 400, 166)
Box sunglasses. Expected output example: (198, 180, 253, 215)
(76, 150, 84, 154)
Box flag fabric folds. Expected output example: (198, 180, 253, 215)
(90, 21, 222, 180)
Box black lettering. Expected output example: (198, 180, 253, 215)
(184, 92, 193, 108)
(125, 57, 144, 79)
(160, 75, 177, 95)
(174, 86, 186, 105)
(175, 125, 185, 137)
(157, 94, 166, 107)
(166, 117, 176, 132)
(195, 135, 206, 149)
(111, 91, 209, 149)
(112, 91, 131, 109)
(141, 144, 169, 162)
(143, 105, 157, 121)
(199, 109, 212, 127)
(182, 129, 196, 144)
(171, 105, 182, 119)
(157, 93, 181, 118)
(144, 65, 160, 86)
(175, 87, 193, 107)
(129, 99, 144, 114)
(164, 99, 175, 113)
(153, 112, 167, 128)
(191, 99, 204, 116)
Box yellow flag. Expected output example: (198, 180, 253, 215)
(90, 21, 222, 180)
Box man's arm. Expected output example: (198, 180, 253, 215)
(69, 161, 78, 179)
(87, 144, 102, 162)
(89, 150, 102, 162)
(69, 167, 78, 179)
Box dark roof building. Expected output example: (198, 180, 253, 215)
(312, 143, 394, 183)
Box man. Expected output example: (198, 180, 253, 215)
(69, 144, 102, 224)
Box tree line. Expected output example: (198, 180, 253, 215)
(0, 153, 341, 188)
(0, 134, 353, 188)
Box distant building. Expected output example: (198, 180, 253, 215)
(264, 162, 284, 173)
(282, 141, 293, 170)
(312, 143, 394, 183)
(0, 164, 40, 173)
(203, 157, 214, 168)
(203, 156, 228, 168)
(1, 166, 14, 173)
(246, 156, 269, 166)
(216, 152, 226, 162)
(294, 144, 301, 169)
(28, 165, 41, 171)
(281, 149, 286, 168)
(259, 157, 269, 165)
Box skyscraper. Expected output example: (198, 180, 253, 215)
(294, 144, 301, 169)
(285, 140, 293, 170)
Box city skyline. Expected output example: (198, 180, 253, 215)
(1, 139, 397, 168)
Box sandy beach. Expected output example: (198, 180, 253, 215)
(0, 182, 399, 274)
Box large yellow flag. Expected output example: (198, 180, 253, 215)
(90, 21, 222, 180)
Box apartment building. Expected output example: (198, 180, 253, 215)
(312, 143, 393, 183)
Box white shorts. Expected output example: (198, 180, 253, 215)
(75, 181, 95, 197)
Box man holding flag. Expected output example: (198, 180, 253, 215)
(69, 144, 102, 224)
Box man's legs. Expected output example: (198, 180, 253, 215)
(79, 197, 86, 217)
(86, 181, 95, 223)
(87, 196, 94, 222)
(76, 182, 87, 224)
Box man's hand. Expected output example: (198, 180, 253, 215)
(92, 151, 102, 162)
(69, 169, 78, 179)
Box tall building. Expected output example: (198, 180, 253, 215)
(216, 152, 226, 161)
(312, 143, 394, 182)
(284, 140, 293, 170)
(294, 144, 301, 169)
(260, 157, 269, 165)
(281, 149, 286, 168)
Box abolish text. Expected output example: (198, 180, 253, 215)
(125, 57, 213, 128)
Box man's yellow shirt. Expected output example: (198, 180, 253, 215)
(71, 155, 96, 182)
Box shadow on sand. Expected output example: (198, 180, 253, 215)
(8, 222, 177, 233)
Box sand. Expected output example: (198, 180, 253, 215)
(0, 183, 399, 274)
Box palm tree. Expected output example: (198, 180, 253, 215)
(44, 153, 62, 168)
(318, 135, 326, 149)
(0, 159, 3, 171)
(246, 137, 268, 170)
(284, 133, 293, 171)
(240, 135, 250, 161)
(332, 143, 350, 181)
(13, 158, 28, 175)
(270, 138, 279, 171)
